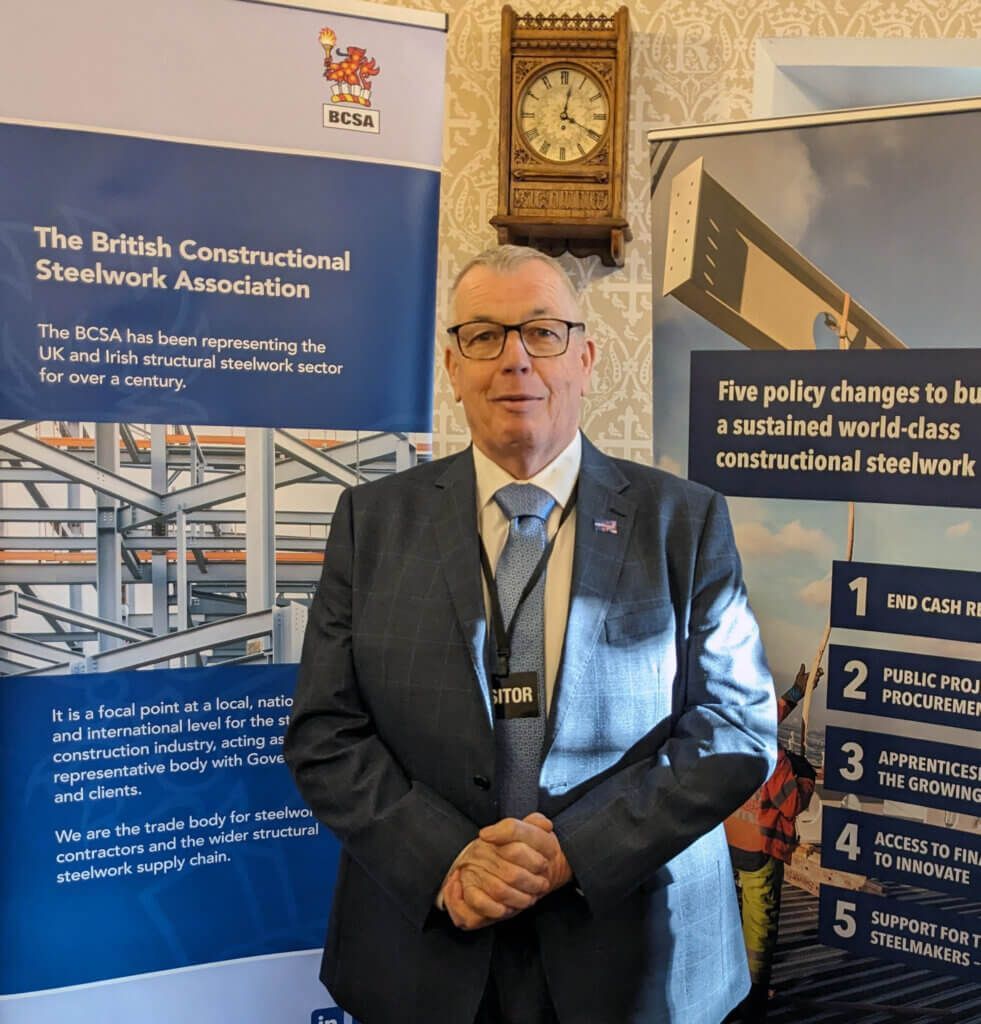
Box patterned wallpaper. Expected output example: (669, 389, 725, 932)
(384, 0, 981, 463)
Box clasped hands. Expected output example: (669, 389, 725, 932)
(440, 812, 572, 931)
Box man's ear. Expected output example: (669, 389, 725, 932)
(579, 337, 596, 396)
(444, 345, 461, 401)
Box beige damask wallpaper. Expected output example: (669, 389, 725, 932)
(386, 0, 981, 463)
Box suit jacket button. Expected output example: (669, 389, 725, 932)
(472, 774, 491, 790)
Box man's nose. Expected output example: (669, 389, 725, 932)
(498, 326, 532, 370)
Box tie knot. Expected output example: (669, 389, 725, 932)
(494, 483, 556, 523)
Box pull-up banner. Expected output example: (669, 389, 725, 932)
(0, 2, 446, 1022)
(650, 100, 981, 1020)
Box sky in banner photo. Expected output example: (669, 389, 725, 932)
(651, 108, 981, 729)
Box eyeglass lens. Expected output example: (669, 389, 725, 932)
(457, 319, 569, 358)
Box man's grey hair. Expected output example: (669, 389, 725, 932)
(449, 244, 580, 310)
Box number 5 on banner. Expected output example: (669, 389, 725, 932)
(833, 900, 857, 939)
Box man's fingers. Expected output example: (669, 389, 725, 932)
(459, 874, 515, 919)
(444, 874, 496, 931)
(488, 840, 550, 877)
(459, 837, 549, 882)
(459, 864, 542, 907)
(523, 812, 554, 833)
(479, 817, 559, 857)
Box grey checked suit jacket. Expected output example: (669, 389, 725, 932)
(285, 436, 777, 1024)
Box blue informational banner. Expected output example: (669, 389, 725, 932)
(819, 885, 981, 980)
(821, 807, 981, 898)
(0, 664, 337, 994)
(0, 123, 437, 432)
(824, 726, 981, 816)
(689, 349, 981, 508)
(830, 560, 981, 642)
(0, 1, 445, 1020)
(827, 644, 980, 731)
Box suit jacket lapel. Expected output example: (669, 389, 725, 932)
(545, 437, 634, 752)
(434, 449, 494, 725)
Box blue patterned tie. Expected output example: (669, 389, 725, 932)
(493, 483, 556, 819)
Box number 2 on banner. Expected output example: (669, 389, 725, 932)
(842, 659, 868, 700)
(848, 576, 868, 617)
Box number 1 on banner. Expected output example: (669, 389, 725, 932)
(849, 576, 868, 616)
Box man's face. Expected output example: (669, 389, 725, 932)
(445, 260, 595, 479)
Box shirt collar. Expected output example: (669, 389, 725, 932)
(473, 432, 582, 514)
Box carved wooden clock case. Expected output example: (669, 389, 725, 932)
(491, 6, 631, 267)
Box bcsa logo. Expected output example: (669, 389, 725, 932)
(319, 25, 382, 135)
(323, 107, 381, 135)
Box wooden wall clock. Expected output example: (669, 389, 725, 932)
(491, 7, 631, 267)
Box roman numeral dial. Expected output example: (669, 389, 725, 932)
(517, 64, 609, 164)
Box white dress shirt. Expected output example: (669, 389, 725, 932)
(472, 432, 581, 713)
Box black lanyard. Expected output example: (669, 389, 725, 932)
(479, 483, 578, 679)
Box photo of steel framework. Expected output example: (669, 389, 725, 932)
(0, 421, 424, 675)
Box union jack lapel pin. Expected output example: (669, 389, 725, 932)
(593, 518, 618, 534)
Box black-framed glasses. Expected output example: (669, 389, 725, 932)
(447, 318, 585, 359)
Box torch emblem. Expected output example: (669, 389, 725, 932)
(319, 27, 381, 108)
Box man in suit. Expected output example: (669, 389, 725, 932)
(285, 245, 777, 1024)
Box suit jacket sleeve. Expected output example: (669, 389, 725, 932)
(552, 491, 777, 915)
(284, 486, 478, 930)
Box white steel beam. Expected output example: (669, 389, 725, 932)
(95, 423, 122, 652)
(150, 423, 170, 641)
(0, 430, 164, 512)
(273, 429, 365, 487)
(0, 563, 322, 586)
(246, 428, 276, 612)
(663, 158, 907, 351)
(0, 631, 83, 666)
(19, 608, 275, 674)
(0, 590, 150, 642)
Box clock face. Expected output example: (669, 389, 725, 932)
(517, 64, 609, 164)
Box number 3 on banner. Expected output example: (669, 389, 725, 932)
(840, 741, 864, 781)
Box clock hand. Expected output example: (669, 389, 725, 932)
(561, 87, 572, 118)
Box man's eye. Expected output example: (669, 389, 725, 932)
(528, 327, 559, 342)
(468, 330, 499, 345)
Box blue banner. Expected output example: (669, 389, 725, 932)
(821, 807, 981, 897)
(830, 560, 981, 642)
(0, 1, 445, 1018)
(0, 664, 338, 994)
(827, 644, 980, 731)
(824, 726, 981, 816)
(0, 123, 437, 432)
(689, 349, 981, 508)
(819, 885, 980, 980)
